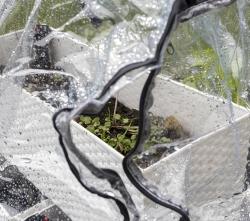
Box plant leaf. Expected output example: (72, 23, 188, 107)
(122, 118, 129, 124)
(114, 114, 121, 120)
(80, 116, 92, 125)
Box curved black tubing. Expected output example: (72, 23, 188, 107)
(52, 108, 132, 221)
(52, 0, 236, 220)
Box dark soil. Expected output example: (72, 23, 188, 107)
(99, 98, 139, 127)
(22, 73, 78, 108)
(0, 65, 5, 74)
(23, 73, 71, 92)
(135, 138, 193, 168)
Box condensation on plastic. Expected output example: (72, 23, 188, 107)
(0, 0, 174, 107)
(0, 0, 175, 220)
(0, 77, 127, 221)
(1, 0, 250, 221)
(141, 1, 250, 220)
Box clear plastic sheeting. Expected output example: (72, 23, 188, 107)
(0, 0, 174, 107)
(0, 0, 175, 220)
(152, 1, 250, 220)
(0, 0, 250, 221)
(0, 77, 126, 221)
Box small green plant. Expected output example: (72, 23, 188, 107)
(79, 110, 138, 155)
(78, 99, 181, 155)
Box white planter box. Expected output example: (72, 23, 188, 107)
(118, 74, 250, 218)
(0, 31, 249, 220)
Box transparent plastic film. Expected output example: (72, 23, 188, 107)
(0, 0, 175, 107)
(0, 0, 246, 221)
(140, 1, 250, 221)
(0, 0, 176, 220)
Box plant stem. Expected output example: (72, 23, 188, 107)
(113, 93, 119, 123)
(112, 125, 138, 129)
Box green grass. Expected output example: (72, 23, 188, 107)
(181, 46, 249, 107)
(0, 0, 147, 41)
(163, 3, 249, 108)
(0, 0, 35, 35)
(0, 0, 82, 34)
(0, 0, 114, 40)
(38, 0, 82, 28)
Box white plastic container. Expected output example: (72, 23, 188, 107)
(0, 31, 249, 220)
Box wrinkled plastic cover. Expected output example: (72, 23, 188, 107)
(146, 0, 250, 220)
(1, 0, 250, 221)
(0, 0, 175, 220)
(0, 0, 173, 107)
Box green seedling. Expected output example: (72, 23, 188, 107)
(79, 107, 138, 155)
